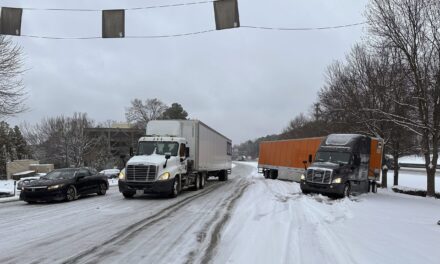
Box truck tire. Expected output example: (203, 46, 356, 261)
(200, 172, 206, 189)
(192, 174, 200, 191)
(123, 192, 135, 199)
(270, 170, 278, 180)
(263, 170, 269, 179)
(342, 183, 351, 198)
(170, 176, 181, 198)
(219, 170, 228, 181)
(371, 181, 377, 193)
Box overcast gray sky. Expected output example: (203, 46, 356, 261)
(3, 0, 368, 144)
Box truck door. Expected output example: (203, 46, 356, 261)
(357, 137, 371, 192)
(179, 143, 187, 174)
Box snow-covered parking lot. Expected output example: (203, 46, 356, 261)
(0, 162, 439, 264)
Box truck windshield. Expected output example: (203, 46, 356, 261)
(138, 141, 179, 156)
(315, 152, 351, 165)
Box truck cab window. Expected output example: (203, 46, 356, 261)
(138, 142, 179, 156)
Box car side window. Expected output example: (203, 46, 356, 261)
(78, 169, 91, 177)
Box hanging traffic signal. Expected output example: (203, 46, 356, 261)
(102, 10, 125, 38)
(214, 0, 240, 30)
(0, 7, 23, 36)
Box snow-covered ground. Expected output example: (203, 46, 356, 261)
(0, 162, 439, 264)
(0, 180, 16, 195)
(399, 155, 427, 164)
(393, 168, 440, 191)
(215, 162, 440, 264)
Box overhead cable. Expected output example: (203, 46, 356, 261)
(5, 1, 216, 12)
(17, 22, 366, 40)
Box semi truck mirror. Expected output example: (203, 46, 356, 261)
(129, 147, 134, 157)
(308, 154, 313, 163)
(354, 155, 361, 166)
(303, 160, 308, 170)
(185, 147, 190, 157)
(165, 153, 171, 160)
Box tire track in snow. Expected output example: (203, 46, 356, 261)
(188, 179, 251, 264)
(61, 181, 230, 264)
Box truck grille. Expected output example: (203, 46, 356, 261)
(126, 165, 157, 182)
(306, 169, 332, 184)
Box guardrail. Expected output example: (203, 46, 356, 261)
(399, 163, 440, 169)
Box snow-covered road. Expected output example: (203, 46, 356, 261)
(1, 162, 439, 264)
(0, 164, 254, 264)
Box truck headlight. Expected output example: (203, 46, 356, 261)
(300, 174, 305, 181)
(48, 184, 64, 190)
(332, 178, 342, 184)
(119, 170, 126, 180)
(158, 172, 171, 181)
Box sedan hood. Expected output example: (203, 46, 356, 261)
(25, 178, 71, 187)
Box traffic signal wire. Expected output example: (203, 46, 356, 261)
(16, 22, 366, 40)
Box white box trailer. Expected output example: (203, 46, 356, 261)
(146, 120, 232, 173)
(119, 120, 232, 198)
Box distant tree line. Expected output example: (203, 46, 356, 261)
(19, 99, 189, 170)
(238, 0, 440, 196)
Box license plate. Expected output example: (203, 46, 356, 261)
(136, 190, 144, 195)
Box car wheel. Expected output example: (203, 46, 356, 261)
(97, 183, 107, 195)
(66, 186, 77, 202)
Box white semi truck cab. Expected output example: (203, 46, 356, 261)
(118, 120, 232, 198)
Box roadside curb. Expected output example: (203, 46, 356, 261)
(0, 196, 20, 203)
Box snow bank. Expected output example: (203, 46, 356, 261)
(214, 163, 440, 264)
(108, 178, 118, 187)
(399, 155, 426, 164)
(387, 169, 440, 191)
(0, 180, 15, 195)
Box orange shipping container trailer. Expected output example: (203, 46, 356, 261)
(258, 137, 324, 181)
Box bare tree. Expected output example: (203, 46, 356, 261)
(23, 113, 97, 168)
(367, 0, 440, 195)
(125, 98, 167, 128)
(319, 44, 414, 188)
(0, 36, 26, 119)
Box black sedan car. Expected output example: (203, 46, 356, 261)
(20, 168, 109, 203)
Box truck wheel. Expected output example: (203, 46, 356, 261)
(170, 176, 181, 198)
(200, 173, 206, 189)
(270, 170, 278, 180)
(123, 192, 135, 199)
(342, 183, 351, 198)
(192, 174, 200, 191)
(219, 170, 228, 181)
(371, 181, 377, 193)
(264, 170, 269, 179)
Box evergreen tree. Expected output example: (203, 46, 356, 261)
(162, 103, 188, 120)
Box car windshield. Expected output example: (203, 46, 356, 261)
(42, 169, 78, 180)
(315, 152, 351, 165)
(138, 141, 179, 156)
